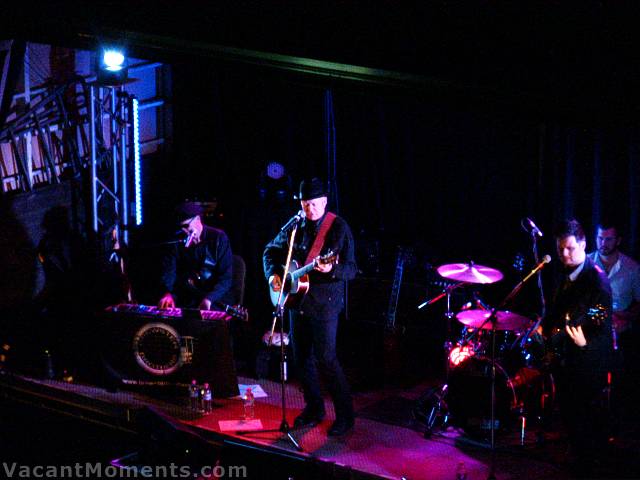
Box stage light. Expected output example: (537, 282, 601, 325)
(103, 50, 125, 71)
(266, 161, 285, 180)
(97, 47, 128, 85)
(132, 97, 143, 225)
(448, 344, 473, 367)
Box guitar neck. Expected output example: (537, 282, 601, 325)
(386, 251, 406, 329)
(212, 301, 247, 321)
(290, 260, 316, 280)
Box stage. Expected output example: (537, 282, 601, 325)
(7, 368, 636, 479)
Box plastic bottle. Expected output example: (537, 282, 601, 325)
(455, 461, 467, 480)
(203, 383, 213, 414)
(243, 387, 255, 420)
(189, 379, 200, 411)
(282, 351, 288, 382)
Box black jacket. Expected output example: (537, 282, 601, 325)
(544, 257, 613, 374)
(160, 225, 233, 307)
(263, 212, 357, 317)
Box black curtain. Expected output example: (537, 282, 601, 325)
(167, 62, 640, 315)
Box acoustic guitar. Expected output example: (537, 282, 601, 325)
(269, 250, 337, 308)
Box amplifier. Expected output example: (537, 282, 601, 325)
(100, 304, 239, 397)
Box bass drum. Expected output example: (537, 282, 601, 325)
(447, 357, 517, 436)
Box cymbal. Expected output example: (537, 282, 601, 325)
(437, 262, 504, 284)
(456, 309, 530, 331)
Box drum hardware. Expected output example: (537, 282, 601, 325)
(416, 261, 505, 437)
(475, 256, 551, 480)
(415, 256, 553, 477)
(418, 281, 470, 374)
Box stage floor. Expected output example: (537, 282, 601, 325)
(10, 370, 634, 479)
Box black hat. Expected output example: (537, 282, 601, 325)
(174, 201, 204, 223)
(294, 178, 327, 200)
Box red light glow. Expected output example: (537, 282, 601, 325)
(449, 345, 474, 366)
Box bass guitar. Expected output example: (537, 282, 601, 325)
(269, 250, 337, 307)
(544, 303, 607, 367)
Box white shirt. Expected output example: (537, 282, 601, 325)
(588, 251, 640, 311)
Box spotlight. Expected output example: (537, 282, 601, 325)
(97, 47, 128, 85)
(103, 50, 125, 71)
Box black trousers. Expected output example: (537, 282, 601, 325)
(289, 309, 353, 420)
(557, 368, 609, 460)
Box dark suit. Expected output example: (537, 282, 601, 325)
(263, 212, 357, 420)
(160, 225, 233, 308)
(544, 256, 613, 461)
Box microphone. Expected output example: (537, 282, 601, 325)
(280, 210, 305, 232)
(523, 217, 543, 237)
(530, 255, 551, 275)
(184, 231, 197, 248)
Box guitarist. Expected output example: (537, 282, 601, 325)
(543, 219, 613, 472)
(158, 201, 233, 310)
(263, 178, 357, 436)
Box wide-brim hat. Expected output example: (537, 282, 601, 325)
(294, 177, 327, 200)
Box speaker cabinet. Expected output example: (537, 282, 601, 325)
(99, 310, 239, 397)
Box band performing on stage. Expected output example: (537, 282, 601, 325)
(6, 176, 640, 478)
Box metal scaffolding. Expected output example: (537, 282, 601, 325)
(1, 44, 165, 247)
(88, 84, 138, 244)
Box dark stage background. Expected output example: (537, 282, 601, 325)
(3, 27, 640, 384)
(154, 61, 640, 311)
(119, 60, 638, 382)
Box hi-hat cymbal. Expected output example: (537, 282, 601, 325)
(436, 262, 504, 284)
(455, 309, 530, 331)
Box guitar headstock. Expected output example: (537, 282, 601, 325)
(395, 246, 416, 268)
(216, 302, 249, 322)
(317, 250, 338, 265)
(512, 253, 525, 274)
(229, 304, 249, 322)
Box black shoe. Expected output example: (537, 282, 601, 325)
(293, 409, 326, 428)
(328, 417, 354, 436)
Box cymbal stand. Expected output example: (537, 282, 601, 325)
(236, 224, 303, 452)
(416, 282, 467, 435)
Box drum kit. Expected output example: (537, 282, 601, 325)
(416, 261, 553, 442)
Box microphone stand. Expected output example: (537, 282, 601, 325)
(531, 229, 546, 320)
(236, 221, 303, 452)
(480, 262, 546, 480)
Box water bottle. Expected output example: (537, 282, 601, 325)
(189, 379, 200, 411)
(203, 383, 213, 414)
(243, 387, 255, 420)
(282, 351, 288, 382)
(455, 461, 467, 480)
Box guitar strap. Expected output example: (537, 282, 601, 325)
(304, 212, 336, 264)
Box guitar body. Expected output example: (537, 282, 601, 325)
(544, 304, 607, 369)
(269, 260, 310, 308)
(269, 252, 336, 308)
